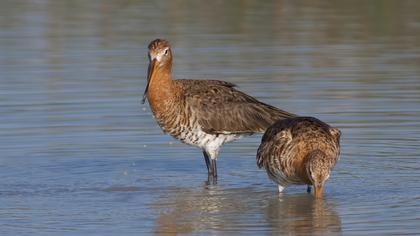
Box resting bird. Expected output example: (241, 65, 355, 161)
(256, 117, 341, 197)
(142, 39, 296, 182)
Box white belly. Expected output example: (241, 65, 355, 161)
(184, 127, 243, 150)
(167, 124, 244, 154)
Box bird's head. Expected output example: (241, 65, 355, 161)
(307, 150, 334, 198)
(142, 39, 173, 104)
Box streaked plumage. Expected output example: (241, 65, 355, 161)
(256, 117, 341, 197)
(142, 39, 296, 181)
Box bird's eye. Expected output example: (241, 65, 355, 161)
(164, 49, 168, 55)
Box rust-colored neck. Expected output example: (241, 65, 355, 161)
(147, 62, 173, 115)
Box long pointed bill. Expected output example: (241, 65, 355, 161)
(142, 58, 158, 104)
(314, 185, 323, 198)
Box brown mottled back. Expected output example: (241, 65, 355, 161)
(174, 79, 295, 135)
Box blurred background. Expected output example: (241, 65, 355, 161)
(1, 0, 419, 235)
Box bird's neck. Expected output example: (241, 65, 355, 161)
(147, 64, 173, 115)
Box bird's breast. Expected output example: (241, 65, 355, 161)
(156, 111, 242, 150)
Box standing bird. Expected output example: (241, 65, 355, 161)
(142, 39, 295, 181)
(256, 117, 341, 198)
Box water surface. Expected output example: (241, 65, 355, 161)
(1, 1, 420, 235)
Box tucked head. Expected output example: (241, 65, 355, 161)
(142, 39, 173, 104)
(306, 150, 334, 198)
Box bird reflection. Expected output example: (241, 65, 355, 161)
(153, 185, 250, 235)
(152, 186, 341, 235)
(265, 194, 342, 235)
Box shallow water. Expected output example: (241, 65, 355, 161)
(1, 0, 420, 235)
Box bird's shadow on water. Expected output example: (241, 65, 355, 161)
(150, 184, 342, 235)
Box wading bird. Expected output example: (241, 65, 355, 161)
(142, 39, 295, 182)
(257, 117, 341, 198)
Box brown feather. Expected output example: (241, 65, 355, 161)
(175, 79, 295, 134)
(257, 117, 341, 191)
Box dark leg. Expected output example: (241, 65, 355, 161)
(203, 150, 218, 185)
(202, 151, 210, 172)
(206, 160, 217, 185)
(202, 150, 217, 178)
(307, 185, 311, 193)
(210, 159, 217, 178)
(207, 174, 217, 185)
(207, 159, 217, 178)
